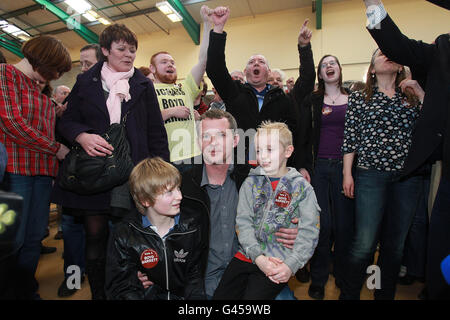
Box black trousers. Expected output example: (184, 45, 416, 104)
(213, 257, 286, 300)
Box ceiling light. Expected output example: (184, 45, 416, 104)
(98, 18, 111, 25)
(156, 1, 183, 22)
(65, 0, 91, 14)
(156, 1, 175, 15)
(86, 10, 100, 19)
(82, 12, 97, 22)
(167, 13, 182, 22)
(0, 20, 31, 41)
(17, 33, 31, 41)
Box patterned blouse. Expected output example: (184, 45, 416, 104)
(342, 87, 421, 172)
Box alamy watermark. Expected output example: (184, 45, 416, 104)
(66, 265, 82, 290)
(366, 265, 381, 290)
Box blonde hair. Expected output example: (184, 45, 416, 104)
(129, 157, 181, 213)
(255, 121, 293, 149)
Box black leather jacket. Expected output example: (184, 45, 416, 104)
(105, 208, 208, 300)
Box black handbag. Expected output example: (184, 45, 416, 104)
(59, 113, 134, 195)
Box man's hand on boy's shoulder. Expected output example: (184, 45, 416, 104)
(137, 271, 154, 289)
(275, 217, 299, 249)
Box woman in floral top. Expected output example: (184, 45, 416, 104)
(340, 48, 425, 300)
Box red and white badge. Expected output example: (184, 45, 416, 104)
(275, 191, 291, 208)
(140, 248, 159, 269)
(322, 106, 333, 115)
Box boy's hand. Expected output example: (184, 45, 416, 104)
(255, 255, 277, 277)
(274, 217, 299, 249)
(268, 262, 292, 284)
(137, 271, 154, 289)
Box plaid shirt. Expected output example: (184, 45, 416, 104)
(0, 64, 60, 177)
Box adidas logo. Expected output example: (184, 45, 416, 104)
(174, 249, 189, 263)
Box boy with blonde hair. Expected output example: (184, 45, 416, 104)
(213, 121, 320, 299)
(105, 157, 207, 300)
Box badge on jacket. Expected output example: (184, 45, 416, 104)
(141, 248, 159, 268)
(275, 191, 292, 208)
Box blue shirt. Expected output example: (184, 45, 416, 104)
(142, 214, 180, 238)
(250, 84, 270, 111)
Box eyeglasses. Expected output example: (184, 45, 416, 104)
(320, 61, 337, 69)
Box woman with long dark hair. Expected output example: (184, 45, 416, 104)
(297, 54, 355, 300)
(340, 48, 424, 300)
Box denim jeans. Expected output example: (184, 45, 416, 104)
(3, 173, 53, 299)
(309, 159, 355, 287)
(339, 168, 422, 300)
(61, 212, 86, 278)
(427, 176, 450, 299)
(402, 174, 430, 278)
(0, 143, 6, 183)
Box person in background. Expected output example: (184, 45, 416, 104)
(230, 70, 245, 83)
(349, 81, 366, 92)
(0, 35, 72, 299)
(194, 78, 209, 115)
(267, 68, 286, 91)
(209, 87, 226, 111)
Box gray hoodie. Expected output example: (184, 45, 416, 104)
(236, 166, 320, 273)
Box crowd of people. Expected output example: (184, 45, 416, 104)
(0, 0, 448, 301)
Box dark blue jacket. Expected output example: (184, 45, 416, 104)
(52, 62, 169, 211)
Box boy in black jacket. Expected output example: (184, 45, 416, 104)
(105, 157, 207, 300)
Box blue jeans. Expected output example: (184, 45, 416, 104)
(339, 168, 422, 300)
(3, 173, 53, 299)
(274, 285, 297, 300)
(427, 176, 450, 299)
(402, 173, 430, 278)
(61, 213, 86, 278)
(0, 142, 6, 183)
(309, 159, 355, 287)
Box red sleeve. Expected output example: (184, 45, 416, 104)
(0, 66, 59, 155)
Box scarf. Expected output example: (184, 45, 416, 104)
(101, 62, 134, 124)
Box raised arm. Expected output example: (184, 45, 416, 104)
(363, 0, 435, 73)
(291, 19, 316, 108)
(206, 7, 240, 105)
(190, 5, 213, 86)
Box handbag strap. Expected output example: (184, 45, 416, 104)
(120, 107, 131, 125)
